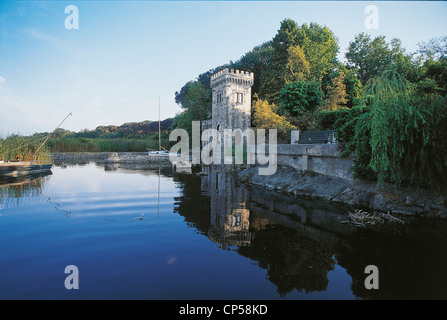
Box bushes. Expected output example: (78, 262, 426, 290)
(318, 71, 447, 189)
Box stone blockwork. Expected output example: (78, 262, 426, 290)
(277, 144, 353, 180)
(248, 143, 353, 180)
(203, 68, 254, 153)
(51, 152, 170, 164)
(210, 68, 253, 131)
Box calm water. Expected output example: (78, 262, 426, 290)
(1, 162, 447, 300)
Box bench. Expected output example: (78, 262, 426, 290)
(295, 130, 337, 144)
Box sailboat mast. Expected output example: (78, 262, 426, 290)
(158, 96, 161, 151)
(30, 112, 72, 161)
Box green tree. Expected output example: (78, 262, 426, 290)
(295, 22, 339, 81)
(259, 19, 339, 101)
(417, 36, 447, 61)
(277, 80, 323, 116)
(346, 33, 390, 84)
(340, 65, 363, 108)
(231, 41, 275, 97)
(284, 45, 310, 83)
(348, 71, 447, 188)
(252, 98, 296, 141)
(423, 57, 447, 95)
(173, 81, 212, 136)
(345, 33, 419, 85)
(323, 69, 348, 111)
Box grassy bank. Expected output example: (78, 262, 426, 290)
(46, 137, 166, 152)
(0, 134, 51, 161)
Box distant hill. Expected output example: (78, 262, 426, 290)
(95, 118, 173, 137)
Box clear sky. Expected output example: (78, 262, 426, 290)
(1, 1, 446, 136)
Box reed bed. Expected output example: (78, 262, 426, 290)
(0, 135, 51, 161)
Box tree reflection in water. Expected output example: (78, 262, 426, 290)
(173, 165, 447, 300)
(0, 172, 52, 208)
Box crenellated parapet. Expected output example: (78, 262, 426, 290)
(210, 68, 254, 89)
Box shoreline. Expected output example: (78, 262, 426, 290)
(237, 165, 447, 218)
(49, 152, 447, 218)
(50, 151, 171, 164)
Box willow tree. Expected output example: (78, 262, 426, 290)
(355, 70, 447, 189)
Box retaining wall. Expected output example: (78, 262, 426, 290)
(248, 144, 353, 180)
(51, 152, 170, 164)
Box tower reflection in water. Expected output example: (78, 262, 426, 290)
(195, 165, 352, 297)
(174, 165, 447, 300)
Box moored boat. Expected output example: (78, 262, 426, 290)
(0, 113, 71, 179)
(0, 161, 53, 178)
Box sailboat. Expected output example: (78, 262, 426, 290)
(148, 96, 171, 158)
(147, 97, 191, 173)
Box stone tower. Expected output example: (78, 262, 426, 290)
(208, 68, 254, 132)
(201, 68, 254, 162)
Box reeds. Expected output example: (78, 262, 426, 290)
(0, 134, 51, 161)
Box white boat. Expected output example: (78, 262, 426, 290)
(148, 97, 172, 159)
(148, 150, 170, 157)
(172, 160, 192, 174)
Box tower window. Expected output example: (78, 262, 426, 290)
(234, 92, 243, 104)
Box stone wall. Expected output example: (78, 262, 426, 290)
(51, 152, 170, 164)
(249, 143, 353, 180)
(51, 152, 109, 162)
(279, 144, 353, 180)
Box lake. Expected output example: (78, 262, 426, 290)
(1, 162, 447, 300)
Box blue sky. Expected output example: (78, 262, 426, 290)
(1, 1, 446, 136)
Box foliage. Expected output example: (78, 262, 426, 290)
(422, 57, 447, 96)
(284, 45, 310, 83)
(344, 71, 447, 188)
(0, 134, 51, 161)
(175, 67, 225, 107)
(322, 69, 348, 111)
(277, 80, 323, 116)
(172, 81, 212, 137)
(345, 33, 416, 85)
(295, 22, 339, 82)
(340, 65, 363, 108)
(271, 20, 339, 81)
(5, 118, 175, 154)
(230, 41, 274, 97)
(417, 36, 447, 62)
(317, 105, 370, 162)
(252, 98, 296, 141)
(254, 19, 339, 102)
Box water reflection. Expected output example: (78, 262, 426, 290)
(188, 165, 351, 297)
(2, 162, 446, 299)
(0, 172, 52, 208)
(174, 165, 447, 299)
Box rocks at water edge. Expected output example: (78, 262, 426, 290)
(238, 166, 447, 218)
